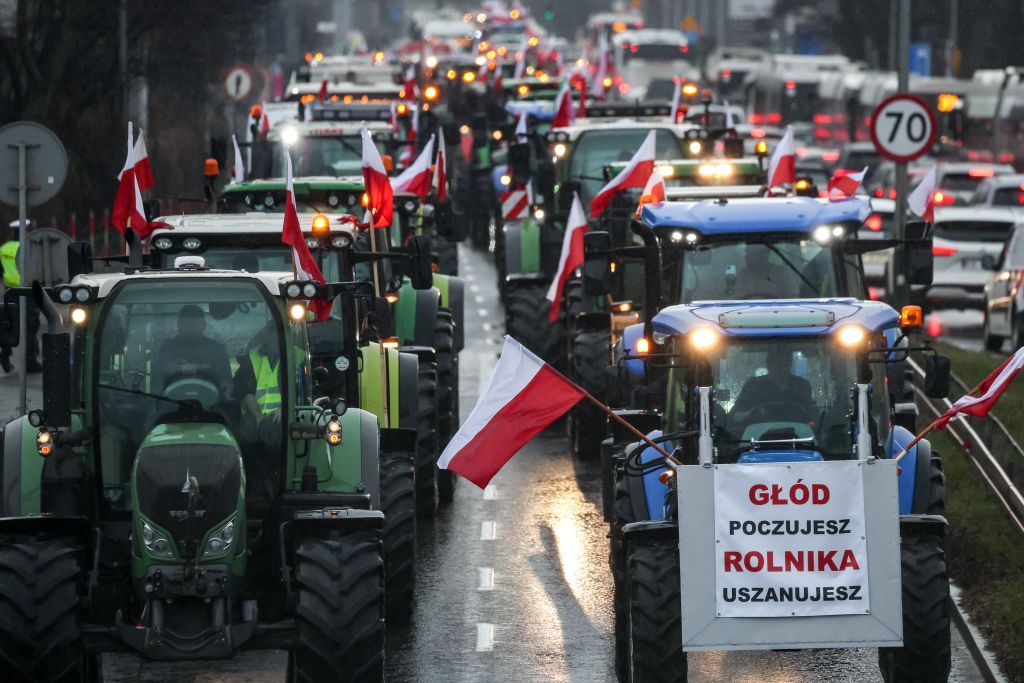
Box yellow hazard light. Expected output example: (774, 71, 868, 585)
(755, 140, 768, 155)
(795, 178, 811, 191)
(446, 69, 457, 80)
(900, 305, 923, 330)
(635, 337, 651, 354)
(385, 291, 399, 304)
(682, 83, 699, 96)
(423, 85, 440, 101)
(463, 71, 476, 83)
(528, 36, 539, 47)
(311, 214, 330, 233)
(612, 21, 627, 32)
(937, 93, 959, 113)
(517, 84, 530, 96)
(361, 192, 370, 207)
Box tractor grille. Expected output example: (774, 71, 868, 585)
(135, 443, 241, 558)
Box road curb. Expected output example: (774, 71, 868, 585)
(949, 583, 1007, 683)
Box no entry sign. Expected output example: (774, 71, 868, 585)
(870, 94, 937, 163)
(714, 461, 870, 618)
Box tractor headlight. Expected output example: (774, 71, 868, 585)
(689, 326, 720, 352)
(302, 282, 318, 298)
(142, 521, 174, 558)
(153, 237, 173, 250)
(202, 518, 236, 559)
(57, 287, 74, 303)
(553, 143, 567, 158)
(835, 324, 867, 348)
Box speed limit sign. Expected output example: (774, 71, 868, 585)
(870, 94, 937, 163)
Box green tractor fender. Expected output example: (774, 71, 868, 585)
(2, 415, 52, 516)
(431, 273, 465, 352)
(396, 351, 421, 432)
(503, 218, 542, 277)
(358, 343, 402, 428)
(394, 280, 440, 348)
(319, 407, 382, 508)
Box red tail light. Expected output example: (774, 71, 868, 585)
(865, 214, 883, 232)
(968, 167, 996, 177)
(750, 128, 767, 139)
(932, 190, 956, 205)
(679, 45, 688, 53)
(822, 151, 840, 162)
(874, 188, 884, 197)
(927, 316, 942, 337)
(785, 80, 797, 90)
(998, 152, 1015, 163)
(767, 112, 782, 123)
(721, 68, 731, 79)
(748, 113, 764, 124)
(932, 245, 958, 256)
(888, 189, 897, 199)
(812, 114, 833, 124)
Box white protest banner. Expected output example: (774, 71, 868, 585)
(714, 461, 870, 618)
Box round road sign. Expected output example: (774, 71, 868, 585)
(224, 66, 253, 101)
(0, 121, 68, 208)
(869, 94, 937, 163)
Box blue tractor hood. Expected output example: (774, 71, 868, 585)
(640, 196, 870, 235)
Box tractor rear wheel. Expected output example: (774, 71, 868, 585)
(506, 281, 565, 369)
(877, 533, 950, 683)
(434, 312, 456, 447)
(0, 535, 93, 682)
(415, 361, 439, 518)
(611, 460, 638, 681)
(436, 237, 458, 276)
(569, 329, 610, 460)
(380, 449, 417, 626)
(290, 532, 385, 682)
(625, 538, 688, 683)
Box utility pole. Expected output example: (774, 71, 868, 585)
(119, 0, 128, 123)
(888, 0, 897, 71)
(945, 0, 958, 77)
(893, 0, 911, 307)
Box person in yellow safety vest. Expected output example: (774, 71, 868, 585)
(0, 221, 40, 373)
(234, 323, 285, 428)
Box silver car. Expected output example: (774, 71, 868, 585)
(929, 207, 1018, 310)
(983, 222, 1024, 350)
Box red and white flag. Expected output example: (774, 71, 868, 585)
(317, 78, 329, 104)
(259, 112, 271, 137)
(403, 65, 417, 100)
(477, 60, 489, 84)
(669, 80, 682, 122)
(392, 134, 436, 199)
(112, 122, 167, 239)
(546, 193, 587, 320)
(590, 130, 657, 218)
(282, 150, 330, 321)
(635, 169, 666, 218)
(438, 336, 584, 487)
(827, 167, 868, 198)
(908, 165, 938, 223)
(501, 182, 532, 221)
(934, 347, 1024, 428)
(513, 38, 528, 79)
(552, 80, 575, 128)
(399, 108, 420, 166)
(766, 126, 796, 190)
(577, 86, 587, 119)
(231, 134, 245, 184)
(434, 126, 448, 202)
(389, 101, 399, 133)
(589, 34, 609, 98)
(362, 125, 394, 228)
(117, 127, 153, 192)
(493, 60, 504, 91)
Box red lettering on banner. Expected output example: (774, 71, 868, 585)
(839, 549, 859, 570)
(724, 551, 741, 572)
(749, 484, 769, 505)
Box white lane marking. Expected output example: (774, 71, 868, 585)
(483, 485, 497, 500)
(477, 308, 489, 317)
(474, 294, 485, 304)
(480, 521, 497, 540)
(469, 283, 480, 292)
(478, 567, 495, 591)
(476, 623, 495, 651)
(482, 322, 494, 332)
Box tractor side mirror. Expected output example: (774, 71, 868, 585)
(433, 201, 455, 239)
(583, 231, 613, 295)
(905, 221, 933, 286)
(308, 318, 345, 357)
(0, 299, 19, 348)
(67, 241, 93, 279)
(924, 355, 951, 399)
(406, 235, 433, 290)
(42, 333, 72, 429)
(559, 180, 581, 212)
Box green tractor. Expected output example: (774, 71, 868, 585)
(152, 200, 464, 514)
(0, 262, 411, 680)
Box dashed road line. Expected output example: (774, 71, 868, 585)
(480, 521, 497, 540)
(475, 623, 495, 651)
(477, 567, 495, 591)
(483, 484, 497, 500)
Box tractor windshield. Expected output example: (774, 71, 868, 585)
(94, 279, 303, 512)
(668, 238, 865, 301)
(271, 136, 363, 177)
(567, 128, 683, 204)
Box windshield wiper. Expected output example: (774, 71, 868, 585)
(750, 435, 815, 450)
(762, 243, 819, 295)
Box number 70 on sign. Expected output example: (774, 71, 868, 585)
(870, 94, 938, 163)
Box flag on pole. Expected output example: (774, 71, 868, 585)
(515, 111, 528, 142)
(589, 34, 609, 98)
(546, 193, 587, 320)
(934, 347, 1024, 428)
(635, 169, 666, 218)
(513, 38, 528, 79)
(438, 336, 584, 487)
(317, 78, 329, 104)
(361, 124, 394, 228)
(282, 149, 331, 321)
(827, 167, 868, 198)
(590, 130, 657, 217)
(231, 134, 245, 184)
(391, 135, 436, 199)
(113, 122, 167, 239)
(908, 165, 938, 223)
(669, 80, 682, 122)
(766, 125, 796, 190)
(552, 80, 575, 128)
(434, 126, 448, 202)
(399, 107, 420, 166)
(403, 65, 417, 100)
(132, 129, 153, 191)
(389, 101, 399, 133)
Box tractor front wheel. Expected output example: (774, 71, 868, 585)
(415, 360, 439, 518)
(506, 281, 565, 369)
(380, 449, 417, 626)
(625, 537, 688, 683)
(569, 329, 610, 460)
(289, 532, 385, 682)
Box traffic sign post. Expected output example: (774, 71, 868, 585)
(0, 122, 68, 415)
(224, 66, 254, 102)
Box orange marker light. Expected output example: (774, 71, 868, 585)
(635, 337, 651, 354)
(311, 214, 330, 233)
(900, 305, 923, 330)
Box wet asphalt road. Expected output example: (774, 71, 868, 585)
(95, 244, 985, 682)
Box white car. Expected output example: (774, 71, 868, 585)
(928, 207, 1018, 310)
(983, 222, 1024, 349)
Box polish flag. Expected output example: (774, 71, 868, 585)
(590, 130, 657, 218)
(513, 38, 528, 79)
(317, 78, 329, 104)
(392, 135, 436, 199)
(132, 129, 153, 191)
(934, 347, 1024, 428)
(546, 193, 588, 320)
(552, 80, 575, 128)
(403, 65, 417, 100)
(389, 101, 399, 133)
(669, 80, 682, 122)
(361, 124, 394, 228)
(493, 61, 504, 92)
(231, 134, 245, 183)
(477, 60, 489, 84)
(827, 167, 868, 198)
(577, 86, 587, 119)
(259, 112, 270, 137)
(635, 169, 667, 218)
(433, 126, 448, 202)
(908, 165, 938, 223)
(112, 122, 163, 239)
(589, 34, 609, 98)
(282, 149, 330, 321)
(766, 126, 796, 189)
(399, 107, 420, 166)
(438, 336, 584, 487)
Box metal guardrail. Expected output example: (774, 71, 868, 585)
(908, 357, 1024, 538)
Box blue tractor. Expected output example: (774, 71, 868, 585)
(608, 297, 951, 682)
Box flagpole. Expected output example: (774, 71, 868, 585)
(367, 218, 392, 429)
(892, 372, 990, 462)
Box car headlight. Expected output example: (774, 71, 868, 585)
(142, 521, 175, 558)
(202, 518, 236, 558)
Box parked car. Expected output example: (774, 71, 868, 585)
(983, 221, 1024, 349)
(931, 162, 1015, 206)
(929, 207, 1018, 310)
(969, 173, 1024, 210)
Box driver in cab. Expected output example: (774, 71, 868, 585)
(233, 322, 285, 429)
(730, 348, 812, 422)
(155, 305, 231, 394)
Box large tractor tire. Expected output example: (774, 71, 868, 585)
(434, 312, 457, 446)
(415, 361, 439, 518)
(436, 237, 458, 276)
(624, 537, 688, 683)
(379, 449, 417, 626)
(0, 535, 93, 683)
(611, 461, 639, 681)
(926, 455, 945, 517)
(290, 532, 385, 682)
(569, 330, 610, 460)
(506, 281, 565, 370)
(878, 533, 950, 683)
